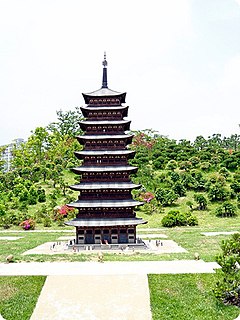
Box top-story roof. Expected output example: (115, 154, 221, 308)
(82, 53, 126, 104)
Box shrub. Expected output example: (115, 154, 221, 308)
(43, 216, 52, 227)
(172, 181, 186, 197)
(200, 161, 211, 171)
(165, 160, 178, 171)
(19, 218, 35, 230)
(0, 214, 12, 229)
(215, 202, 237, 217)
(214, 233, 240, 307)
(162, 210, 198, 228)
(37, 187, 46, 203)
(219, 167, 230, 178)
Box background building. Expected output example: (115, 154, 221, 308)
(0, 138, 24, 172)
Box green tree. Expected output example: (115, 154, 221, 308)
(172, 181, 186, 197)
(28, 186, 38, 205)
(208, 184, 230, 202)
(165, 160, 178, 171)
(194, 194, 207, 210)
(155, 188, 178, 206)
(47, 107, 83, 137)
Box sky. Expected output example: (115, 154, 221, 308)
(0, 0, 240, 145)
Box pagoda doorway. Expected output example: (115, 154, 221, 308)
(85, 229, 94, 244)
(103, 229, 110, 244)
(119, 228, 128, 243)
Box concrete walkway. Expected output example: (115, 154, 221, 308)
(0, 261, 221, 320)
(0, 260, 220, 276)
(30, 275, 152, 320)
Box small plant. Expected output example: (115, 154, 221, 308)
(43, 216, 52, 227)
(0, 214, 12, 229)
(161, 210, 198, 228)
(19, 218, 35, 230)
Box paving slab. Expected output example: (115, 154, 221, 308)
(201, 231, 239, 236)
(138, 233, 168, 239)
(0, 236, 23, 240)
(0, 260, 220, 276)
(22, 239, 185, 255)
(30, 274, 152, 320)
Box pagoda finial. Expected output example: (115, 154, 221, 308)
(102, 52, 108, 88)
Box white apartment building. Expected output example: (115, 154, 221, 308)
(1, 138, 24, 172)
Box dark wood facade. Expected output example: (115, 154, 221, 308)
(66, 56, 147, 245)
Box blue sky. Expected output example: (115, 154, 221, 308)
(0, 0, 240, 145)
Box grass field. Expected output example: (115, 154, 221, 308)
(0, 276, 46, 320)
(0, 210, 239, 319)
(148, 274, 239, 320)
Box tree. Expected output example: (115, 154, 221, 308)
(193, 135, 207, 151)
(165, 160, 178, 171)
(47, 107, 83, 138)
(194, 194, 207, 210)
(28, 186, 38, 205)
(208, 184, 230, 202)
(155, 188, 178, 206)
(172, 181, 186, 197)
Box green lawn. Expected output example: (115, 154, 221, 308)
(0, 207, 239, 263)
(148, 274, 239, 320)
(0, 276, 46, 320)
(0, 222, 239, 319)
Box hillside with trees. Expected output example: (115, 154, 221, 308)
(0, 109, 240, 229)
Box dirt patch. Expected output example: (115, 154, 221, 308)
(0, 284, 17, 301)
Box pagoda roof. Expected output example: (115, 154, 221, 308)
(76, 134, 133, 140)
(81, 105, 128, 112)
(82, 91, 126, 105)
(80, 120, 131, 126)
(79, 121, 131, 132)
(67, 199, 143, 208)
(81, 105, 128, 118)
(72, 165, 138, 174)
(70, 182, 141, 191)
(83, 87, 124, 97)
(65, 217, 147, 227)
(74, 150, 135, 159)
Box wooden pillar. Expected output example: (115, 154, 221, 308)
(118, 227, 120, 244)
(76, 227, 78, 244)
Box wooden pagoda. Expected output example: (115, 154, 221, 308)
(66, 54, 147, 246)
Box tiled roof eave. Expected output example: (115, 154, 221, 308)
(65, 217, 147, 227)
(67, 199, 144, 208)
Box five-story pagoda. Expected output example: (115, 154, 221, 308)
(66, 54, 147, 246)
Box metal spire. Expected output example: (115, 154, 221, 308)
(102, 52, 108, 88)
